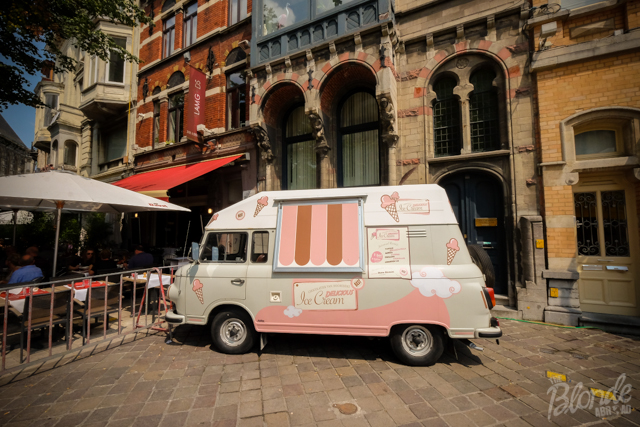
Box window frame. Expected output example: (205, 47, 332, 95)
(163, 15, 176, 58)
(432, 76, 462, 157)
(183, 2, 198, 48)
(337, 89, 380, 188)
(63, 141, 78, 167)
(226, 70, 246, 131)
(105, 37, 127, 84)
(89, 55, 99, 85)
(230, 0, 248, 25)
(469, 68, 500, 153)
(153, 101, 161, 146)
(250, 231, 270, 263)
(281, 104, 316, 190)
(574, 123, 624, 160)
(167, 91, 185, 143)
(199, 231, 249, 263)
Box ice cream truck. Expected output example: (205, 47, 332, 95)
(166, 185, 501, 366)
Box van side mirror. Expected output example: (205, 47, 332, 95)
(191, 242, 200, 261)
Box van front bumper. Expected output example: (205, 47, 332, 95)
(475, 326, 502, 338)
(166, 310, 186, 324)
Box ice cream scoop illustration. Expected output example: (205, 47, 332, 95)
(254, 196, 268, 217)
(446, 238, 460, 265)
(380, 192, 400, 222)
(192, 279, 204, 304)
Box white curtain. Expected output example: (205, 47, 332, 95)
(342, 130, 379, 187)
(341, 92, 379, 186)
(287, 140, 316, 189)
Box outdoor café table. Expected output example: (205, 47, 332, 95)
(63, 280, 109, 302)
(123, 273, 172, 288)
(0, 288, 50, 314)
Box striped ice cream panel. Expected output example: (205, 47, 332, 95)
(278, 203, 360, 268)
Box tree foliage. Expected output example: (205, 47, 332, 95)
(0, 0, 153, 111)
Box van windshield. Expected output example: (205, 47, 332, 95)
(200, 232, 248, 262)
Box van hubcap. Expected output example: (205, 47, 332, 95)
(401, 326, 432, 356)
(221, 319, 246, 346)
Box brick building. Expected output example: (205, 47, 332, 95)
(121, 0, 256, 248)
(248, 0, 544, 316)
(528, 0, 640, 327)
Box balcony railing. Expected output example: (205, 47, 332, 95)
(0, 265, 178, 373)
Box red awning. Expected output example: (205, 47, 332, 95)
(113, 155, 242, 200)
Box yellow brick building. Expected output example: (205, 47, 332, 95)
(529, 0, 640, 327)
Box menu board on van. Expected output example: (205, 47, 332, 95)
(367, 227, 411, 279)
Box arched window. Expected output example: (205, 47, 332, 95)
(283, 106, 316, 190)
(64, 141, 77, 167)
(433, 77, 461, 157)
(469, 69, 500, 152)
(339, 91, 379, 187)
(226, 48, 247, 66)
(162, 0, 176, 13)
(168, 71, 185, 88)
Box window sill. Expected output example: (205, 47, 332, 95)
(428, 149, 510, 163)
(571, 156, 639, 172)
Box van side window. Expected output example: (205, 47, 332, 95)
(200, 232, 248, 262)
(251, 231, 269, 263)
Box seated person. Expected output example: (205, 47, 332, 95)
(8, 255, 44, 292)
(26, 246, 51, 279)
(94, 249, 118, 274)
(126, 245, 154, 270)
(0, 253, 21, 284)
(69, 249, 96, 276)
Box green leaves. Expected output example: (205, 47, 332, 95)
(0, 0, 154, 110)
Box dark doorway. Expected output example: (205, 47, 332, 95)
(439, 171, 507, 295)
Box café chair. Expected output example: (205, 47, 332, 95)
(75, 284, 121, 345)
(19, 287, 72, 363)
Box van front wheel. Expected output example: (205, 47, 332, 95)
(211, 309, 256, 354)
(390, 325, 443, 366)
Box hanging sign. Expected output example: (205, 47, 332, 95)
(185, 66, 207, 142)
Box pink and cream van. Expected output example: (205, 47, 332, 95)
(167, 185, 501, 366)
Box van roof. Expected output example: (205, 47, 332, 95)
(204, 184, 458, 230)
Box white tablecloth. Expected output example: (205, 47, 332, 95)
(131, 274, 171, 289)
(64, 284, 107, 302)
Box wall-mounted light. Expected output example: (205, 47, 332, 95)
(207, 208, 212, 214)
(134, 213, 138, 218)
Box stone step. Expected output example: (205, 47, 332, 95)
(494, 294, 509, 306)
(491, 304, 522, 319)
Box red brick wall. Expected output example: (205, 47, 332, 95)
(136, 0, 252, 150)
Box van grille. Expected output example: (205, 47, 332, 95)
(407, 229, 427, 238)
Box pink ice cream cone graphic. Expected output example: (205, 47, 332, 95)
(254, 196, 268, 217)
(192, 279, 204, 304)
(446, 238, 460, 265)
(381, 192, 400, 222)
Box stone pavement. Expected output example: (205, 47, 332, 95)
(0, 319, 639, 427)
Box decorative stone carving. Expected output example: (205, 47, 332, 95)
(206, 46, 216, 74)
(456, 57, 469, 69)
(379, 44, 387, 68)
(142, 77, 149, 101)
(248, 126, 274, 162)
(308, 110, 330, 158)
(378, 97, 399, 148)
(565, 172, 579, 186)
(307, 69, 314, 90)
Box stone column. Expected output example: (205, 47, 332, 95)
(307, 109, 331, 189)
(453, 84, 474, 154)
(377, 96, 399, 185)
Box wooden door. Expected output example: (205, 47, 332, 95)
(575, 175, 640, 316)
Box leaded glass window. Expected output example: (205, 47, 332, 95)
(339, 92, 379, 187)
(433, 77, 460, 157)
(575, 192, 599, 256)
(470, 69, 500, 152)
(601, 191, 629, 257)
(284, 106, 316, 190)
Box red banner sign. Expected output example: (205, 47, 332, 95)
(185, 66, 207, 142)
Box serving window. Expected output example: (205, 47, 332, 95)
(200, 232, 248, 263)
(274, 200, 364, 272)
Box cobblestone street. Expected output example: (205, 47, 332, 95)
(0, 319, 639, 427)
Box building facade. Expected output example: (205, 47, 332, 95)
(528, 0, 640, 326)
(126, 0, 256, 249)
(0, 114, 33, 176)
(33, 21, 140, 184)
(248, 0, 544, 317)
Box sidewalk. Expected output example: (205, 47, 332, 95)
(0, 319, 639, 426)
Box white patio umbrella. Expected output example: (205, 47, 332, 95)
(0, 171, 191, 276)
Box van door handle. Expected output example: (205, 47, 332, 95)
(231, 279, 245, 285)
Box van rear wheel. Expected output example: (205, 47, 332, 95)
(211, 309, 256, 354)
(390, 325, 444, 366)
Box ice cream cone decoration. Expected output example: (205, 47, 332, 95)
(446, 238, 460, 265)
(254, 196, 268, 217)
(381, 192, 400, 222)
(192, 279, 204, 304)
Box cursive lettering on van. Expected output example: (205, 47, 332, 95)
(297, 290, 350, 307)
